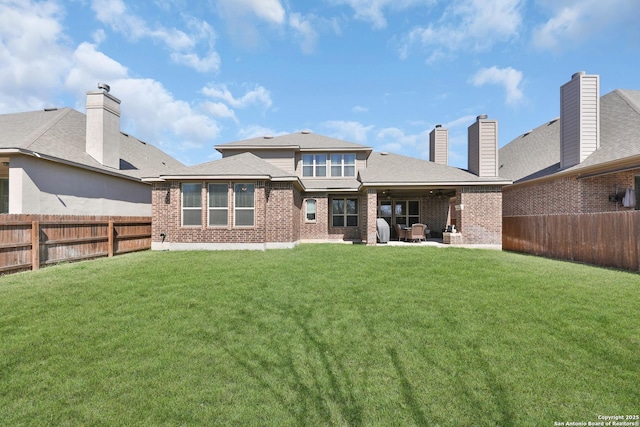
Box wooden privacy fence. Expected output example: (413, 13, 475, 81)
(0, 215, 151, 274)
(503, 211, 640, 271)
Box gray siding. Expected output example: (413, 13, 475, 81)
(560, 72, 600, 168)
(468, 118, 498, 177)
(223, 149, 295, 173)
(429, 127, 448, 165)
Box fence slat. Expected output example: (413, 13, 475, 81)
(503, 211, 640, 272)
(0, 215, 151, 275)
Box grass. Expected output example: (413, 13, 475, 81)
(0, 244, 638, 426)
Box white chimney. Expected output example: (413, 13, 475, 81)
(560, 71, 600, 169)
(429, 124, 448, 165)
(468, 114, 498, 177)
(86, 83, 121, 169)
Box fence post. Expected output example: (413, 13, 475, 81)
(31, 221, 40, 271)
(108, 219, 114, 257)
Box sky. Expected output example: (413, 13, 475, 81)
(1, 0, 639, 169)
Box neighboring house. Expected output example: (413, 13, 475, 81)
(500, 72, 640, 215)
(0, 85, 183, 216)
(146, 119, 511, 250)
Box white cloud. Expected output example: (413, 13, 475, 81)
(201, 102, 238, 122)
(399, 0, 523, 59)
(321, 120, 374, 143)
(469, 66, 524, 105)
(217, 0, 286, 25)
(90, 0, 220, 72)
(0, 0, 71, 112)
(532, 0, 640, 51)
(329, 0, 430, 29)
(237, 125, 286, 140)
(202, 84, 272, 109)
(289, 13, 318, 54)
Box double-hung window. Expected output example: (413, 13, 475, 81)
(330, 154, 356, 177)
(332, 197, 358, 227)
(305, 199, 317, 222)
(208, 183, 228, 226)
(234, 183, 255, 226)
(302, 154, 327, 177)
(182, 183, 202, 226)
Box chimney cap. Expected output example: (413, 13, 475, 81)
(435, 124, 442, 128)
(572, 71, 586, 79)
(97, 82, 111, 92)
(476, 114, 488, 121)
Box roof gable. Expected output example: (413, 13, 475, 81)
(499, 89, 640, 183)
(159, 152, 296, 180)
(0, 107, 183, 181)
(215, 131, 372, 152)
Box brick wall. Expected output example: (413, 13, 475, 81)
(503, 168, 640, 216)
(458, 186, 502, 244)
(265, 182, 299, 243)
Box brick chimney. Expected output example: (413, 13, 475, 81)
(560, 71, 600, 169)
(468, 114, 498, 177)
(429, 124, 448, 165)
(86, 83, 121, 169)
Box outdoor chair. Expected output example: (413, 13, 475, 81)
(406, 223, 426, 242)
(394, 224, 407, 241)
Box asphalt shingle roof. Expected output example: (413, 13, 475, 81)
(160, 152, 295, 179)
(361, 152, 509, 185)
(0, 107, 184, 180)
(215, 131, 372, 151)
(499, 89, 640, 183)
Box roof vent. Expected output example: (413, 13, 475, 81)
(301, 129, 311, 134)
(43, 107, 58, 112)
(476, 114, 488, 121)
(380, 152, 388, 155)
(435, 124, 442, 128)
(98, 82, 111, 93)
(263, 135, 274, 139)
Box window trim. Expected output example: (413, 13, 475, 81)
(234, 182, 255, 227)
(330, 153, 356, 177)
(305, 198, 317, 222)
(181, 182, 203, 227)
(331, 197, 358, 228)
(302, 154, 327, 177)
(208, 183, 229, 227)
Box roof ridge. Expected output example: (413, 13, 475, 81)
(613, 89, 640, 118)
(23, 108, 74, 150)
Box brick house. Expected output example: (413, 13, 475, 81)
(500, 72, 640, 215)
(147, 121, 511, 250)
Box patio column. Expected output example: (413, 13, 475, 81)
(366, 189, 377, 246)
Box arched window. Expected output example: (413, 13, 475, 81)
(305, 199, 317, 222)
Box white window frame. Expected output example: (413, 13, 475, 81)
(234, 183, 255, 227)
(181, 183, 202, 227)
(330, 153, 356, 177)
(208, 183, 229, 227)
(305, 199, 317, 222)
(302, 154, 327, 177)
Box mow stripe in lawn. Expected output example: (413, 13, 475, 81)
(0, 245, 638, 426)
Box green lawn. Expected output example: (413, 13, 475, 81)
(0, 245, 638, 426)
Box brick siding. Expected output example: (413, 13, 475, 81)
(457, 186, 503, 244)
(503, 168, 640, 216)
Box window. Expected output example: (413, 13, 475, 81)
(208, 183, 228, 226)
(378, 200, 392, 226)
(302, 154, 327, 177)
(305, 199, 317, 222)
(182, 183, 202, 226)
(332, 197, 358, 227)
(234, 183, 255, 226)
(331, 154, 356, 177)
(394, 200, 420, 226)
